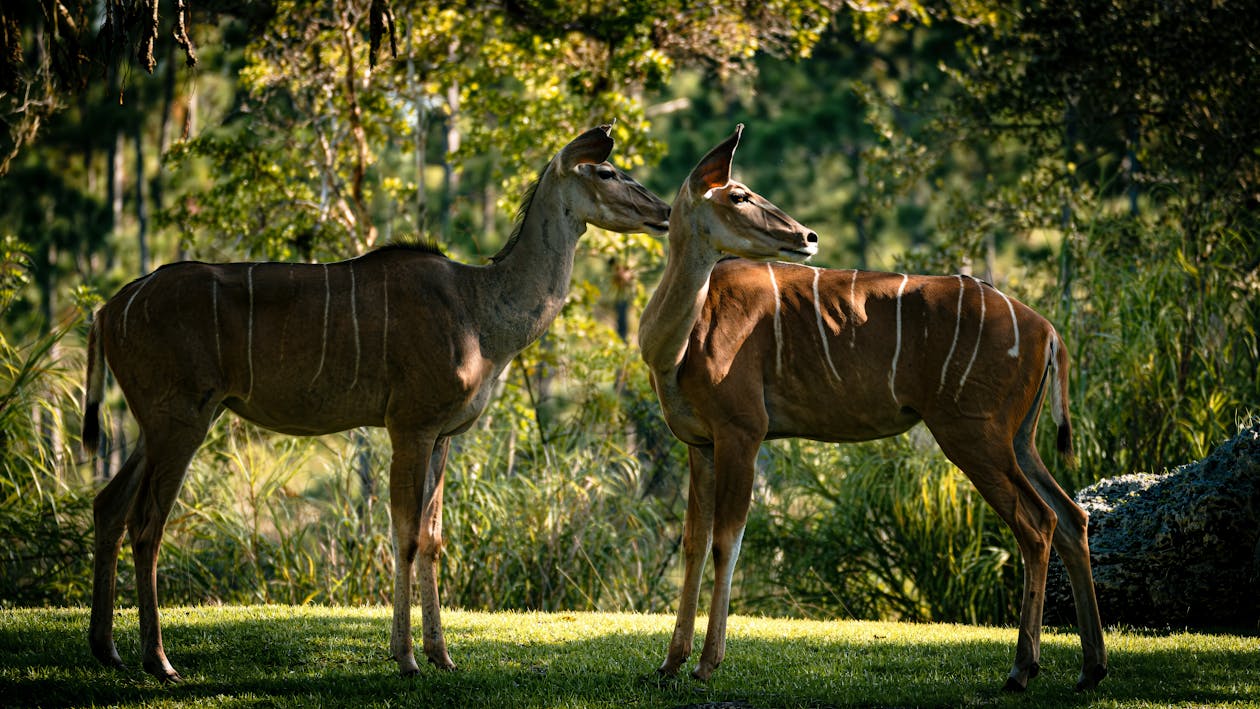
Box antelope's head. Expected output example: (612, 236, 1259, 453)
(555, 124, 671, 236)
(678, 124, 818, 262)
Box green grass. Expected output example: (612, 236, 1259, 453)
(1, 607, 1257, 707)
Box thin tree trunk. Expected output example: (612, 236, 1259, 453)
(134, 124, 149, 275)
(1125, 116, 1140, 218)
(1060, 100, 1078, 317)
(338, 0, 375, 251)
(405, 16, 428, 234)
(441, 69, 461, 242)
(848, 146, 868, 269)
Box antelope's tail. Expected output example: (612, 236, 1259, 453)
(1048, 330, 1076, 468)
(82, 312, 105, 454)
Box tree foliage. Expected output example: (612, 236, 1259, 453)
(0, 0, 1255, 628)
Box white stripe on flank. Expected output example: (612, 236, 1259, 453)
(937, 274, 966, 395)
(767, 264, 783, 377)
(311, 264, 331, 385)
(246, 264, 257, 400)
(849, 268, 859, 348)
(993, 285, 1021, 357)
(212, 280, 222, 369)
(956, 276, 987, 399)
(888, 274, 908, 405)
(120, 273, 154, 340)
(349, 263, 361, 388)
(812, 267, 842, 382)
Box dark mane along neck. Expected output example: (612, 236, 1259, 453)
(490, 161, 550, 264)
(372, 239, 447, 258)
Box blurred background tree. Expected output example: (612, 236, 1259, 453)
(1, 0, 1256, 627)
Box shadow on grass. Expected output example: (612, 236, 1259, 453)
(1, 608, 1256, 708)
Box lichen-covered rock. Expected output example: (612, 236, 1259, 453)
(1046, 423, 1260, 628)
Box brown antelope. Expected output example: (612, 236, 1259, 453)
(638, 126, 1107, 692)
(82, 125, 670, 681)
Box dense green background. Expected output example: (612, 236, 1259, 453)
(2, 0, 1257, 632)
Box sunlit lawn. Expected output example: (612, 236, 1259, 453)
(1, 606, 1257, 707)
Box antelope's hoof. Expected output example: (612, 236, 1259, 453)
(1075, 663, 1109, 692)
(1001, 676, 1027, 693)
(426, 654, 456, 672)
(656, 660, 683, 678)
(147, 667, 182, 684)
(691, 662, 717, 682)
(92, 650, 126, 671)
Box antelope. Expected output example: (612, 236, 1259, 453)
(82, 125, 671, 681)
(637, 126, 1107, 692)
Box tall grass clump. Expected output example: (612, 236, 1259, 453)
(0, 238, 93, 607)
(738, 433, 1019, 625)
(1066, 213, 1260, 482)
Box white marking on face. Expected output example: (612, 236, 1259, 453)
(120, 273, 154, 340)
(937, 275, 966, 395)
(811, 267, 842, 382)
(849, 269, 859, 348)
(349, 263, 361, 388)
(767, 263, 783, 377)
(957, 276, 987, 399)
(889, 274, 908, 405)
(311, 264, 330, 385)
(993, 285, 1021, 357)
(246, 264, 257, 400)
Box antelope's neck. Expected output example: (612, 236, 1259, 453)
(475, 181, 585, 360)
(638, 217, 720, 375)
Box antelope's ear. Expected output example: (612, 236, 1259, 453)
(688, 124, 743, 197)
(558, 124, 615, 171)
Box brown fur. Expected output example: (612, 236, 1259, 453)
(639, 126, 1106, 692)
(83, 125, 671, 680)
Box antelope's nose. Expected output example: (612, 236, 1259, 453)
(805, 231, 818, 245)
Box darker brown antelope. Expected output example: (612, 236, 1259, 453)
(637, 125, 1107, 692)
(82, 125, 670, 681)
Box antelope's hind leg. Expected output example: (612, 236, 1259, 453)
(128, 415, 217, 683)
(1016, 442, 1108, 690)
(90, 443, 147, 670)
(929, 426, 1057, 692)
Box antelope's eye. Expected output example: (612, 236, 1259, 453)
(596, 166, 617, 180)
(730, 191, 750, 204)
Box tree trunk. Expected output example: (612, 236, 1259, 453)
(441, 72, 461, 242)
(405, 16, 428, 234)
(134, 124, 149, 275)
(1125, 116, 1140, 218)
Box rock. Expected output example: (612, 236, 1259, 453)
(1046, 423, 1260, 628)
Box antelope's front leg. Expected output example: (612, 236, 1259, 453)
(660, 445, 716, 677)
(693, 435, 758, 681)
(416, 437, 455, 670)
(388, 435, 435, 676)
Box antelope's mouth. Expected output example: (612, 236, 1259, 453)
(779, 245, 817, 260)
(645, 220, 670, 235)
